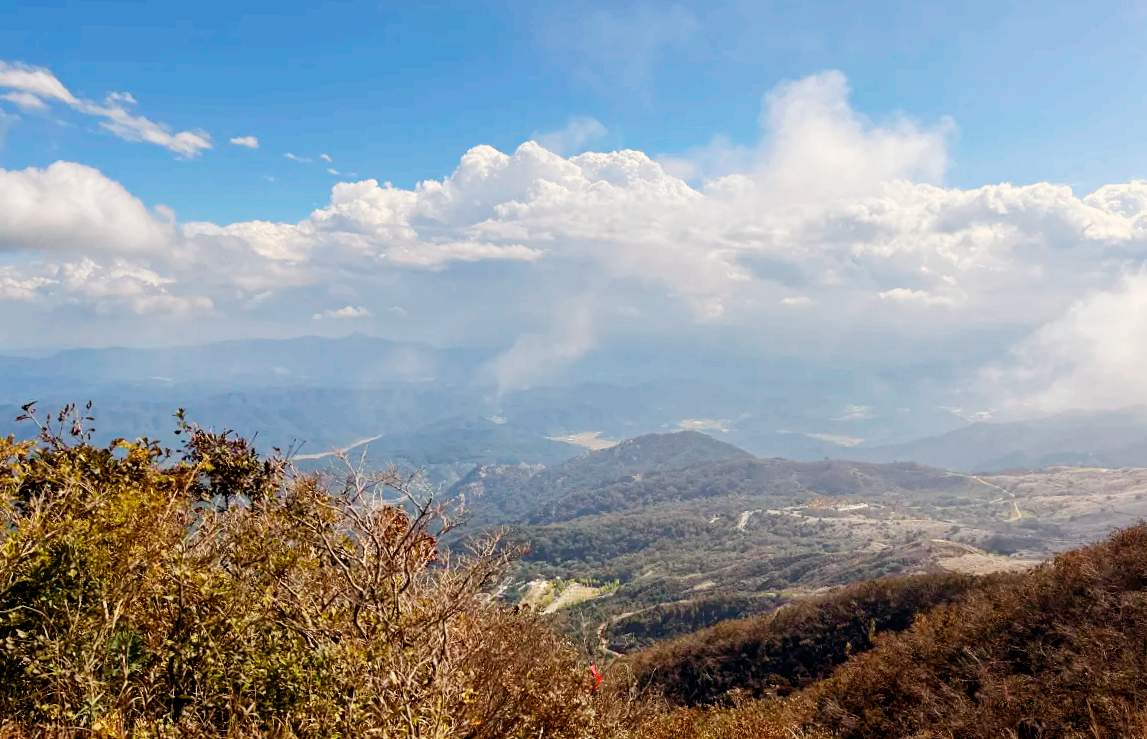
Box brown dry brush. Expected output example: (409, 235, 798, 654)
(625, 570, 988, 707)
(0, 404, 654, 738)
(811, 523, 1147, 739)
(628, 691, 831, 739)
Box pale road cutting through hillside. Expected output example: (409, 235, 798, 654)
(952, 472, 1012, 500)
(951, 472, 1024, 518)
(736, 510, 761, 530)
(293, 434, 383, 461)
(973, 474, 1025, 519)
(931, 539, 985, 555)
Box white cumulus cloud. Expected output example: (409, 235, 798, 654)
(313, 305, 371, 320)
(230, 135, 259, 148)
(658, 71, 951, 201)
(0, 267, 56, 301)
(0, 162, 173, 253)
(56, 258, 212, 315)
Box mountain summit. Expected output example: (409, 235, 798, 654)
(449, 430, 755, 527)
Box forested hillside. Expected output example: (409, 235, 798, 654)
(449, 430, 754, 527)
(807, 523, 1147, 738)
(499, 453, 1042, 650)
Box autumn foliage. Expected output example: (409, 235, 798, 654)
(0, 405, 646, 738)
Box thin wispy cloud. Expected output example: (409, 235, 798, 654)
(230, 135, 259, 148)
(320, 154, 331, 162)
(0, 61, 76, 104)
(879, 288, 957, 307)
(327, 168, 340, 175)
(284, 152, 311, 162)
(533, 116, 607, 155)
(0, 110, 18, 146)
(544, 3, 698, 98)
(0, 61, 211, 157)
(1, 91, 48, 112)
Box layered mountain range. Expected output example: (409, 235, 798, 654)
(6, 334, 1147, 477)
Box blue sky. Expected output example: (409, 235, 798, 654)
(3, 0, 1146, 224)
(5, 0, 1147, 415)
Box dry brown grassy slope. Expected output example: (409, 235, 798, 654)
(804, 522, 1147, 738)
(620, 522, 1147, 739)
(624, 571, 989, 707)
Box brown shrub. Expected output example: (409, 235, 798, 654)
(631, 694, 827, 739)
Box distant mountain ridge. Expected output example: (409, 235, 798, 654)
(0, 334, 985, 459)
(0, 384, 488, 453)
(0, 334, 492, 396)
(13, 335, 1147, 477)
(847, 406, 1147, 472)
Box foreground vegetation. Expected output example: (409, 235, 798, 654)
(6, 406, 1147, 738)
(0, 406, 647, 737)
